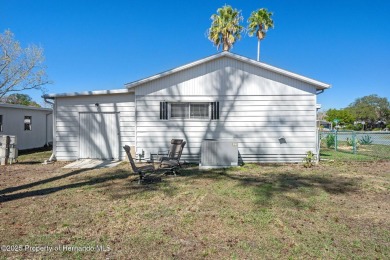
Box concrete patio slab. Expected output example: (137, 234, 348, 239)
(63, 159, 121, 169)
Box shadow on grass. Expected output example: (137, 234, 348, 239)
(0, 169, 131, 202)
(18, 146, 52, 156)
(178, 165, 360, 208)
(0, 163, 361, 207)
(16, 161, 42, 165)
(0, 168, 91, 195)
(0, 167, 178, 203)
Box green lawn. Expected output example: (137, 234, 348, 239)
(320, 143, 390, 161)
(0, 153, 389, 259)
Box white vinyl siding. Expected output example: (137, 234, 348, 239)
(54, 93, 135, 161)
(0, 107, 52, 150)
(135, 56, 316, 96)
(136, 95, 316, 163)
(53, 55, 322, 162)
(134, 56, 318, 163)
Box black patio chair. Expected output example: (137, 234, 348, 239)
(159, 140, 186, 175)
(123, 145, 160, 184)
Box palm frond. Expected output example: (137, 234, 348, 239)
(247, 8, 274, 40)
(207, 5, 244, 51)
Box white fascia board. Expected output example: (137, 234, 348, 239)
(0, 103, 52, 111)
(125, 52, 331, 90)
(43, 89, 134, 99)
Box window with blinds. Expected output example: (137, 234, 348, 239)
(171, 103, 190, 119)
(190, 103, 209, 119)
(160, 102, 219, 120)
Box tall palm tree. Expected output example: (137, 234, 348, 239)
(248, 8, 274, 61)
(207, 5, 244, 52)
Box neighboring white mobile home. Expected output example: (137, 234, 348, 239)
(0, 103, 53, 150)
(44, 52, 330, 162)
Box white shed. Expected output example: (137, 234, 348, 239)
(0, 103, 53, 150)
(44, 52, 330, 162)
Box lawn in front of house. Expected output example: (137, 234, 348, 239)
(0, 153, 389, 259)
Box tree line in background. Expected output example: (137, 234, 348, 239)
(0, 93, 41, 107)
(324, 94, 390, 131)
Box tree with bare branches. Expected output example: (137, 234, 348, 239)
(0, 29, 50, 98)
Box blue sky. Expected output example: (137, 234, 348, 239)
(1, 0, 389, 110)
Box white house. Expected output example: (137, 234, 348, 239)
(43, 52, 330, 162)
(0, 103, 53, 150)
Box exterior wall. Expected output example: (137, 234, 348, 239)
(54, 93, 135, 160)
(135, 56, 317, 162)
(0, 106, 53, 150)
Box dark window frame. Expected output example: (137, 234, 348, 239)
(24, 116, 32, 131)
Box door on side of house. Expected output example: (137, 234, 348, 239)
(79, 112, 120, 159)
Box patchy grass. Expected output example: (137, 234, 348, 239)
(0, 154, 389, 259)
(320, 143, 390, 161)
(320, 149, 379, 161)
(18, 150, 53, 164)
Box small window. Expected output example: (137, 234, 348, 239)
(24, 116, 32, 131)
(190, 103, 209, 119)
(160, 101, 220, 120)
(171, 103, 190, 119)
(0, 115, 3, 132)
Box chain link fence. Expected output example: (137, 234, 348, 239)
(319, 130, 390, 160)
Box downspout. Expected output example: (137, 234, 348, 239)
(315, 89, 325, 163)
(44, 97, 57, 162)
(45, 112, 53, 146)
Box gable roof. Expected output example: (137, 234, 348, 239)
(125, 52, 331, 90)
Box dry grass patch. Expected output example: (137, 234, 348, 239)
(0, 154, 389, 259)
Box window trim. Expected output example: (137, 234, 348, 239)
(24, 116, 32, 131)
(0, 115, 3, 132)
(169, 102, 211, 120)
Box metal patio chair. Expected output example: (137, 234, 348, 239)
(123, 145, 160, 184)
(159, 140, 186, 175)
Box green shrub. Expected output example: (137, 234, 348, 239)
(326, 134, 335, 148)
(359, 135, 373, 145)
(346, 137, 354, 146)
(302, 151, 316, 168)
(353, 124, 364, 131)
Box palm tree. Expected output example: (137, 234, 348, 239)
(248, 8, 274, 61)
(207, 5, 244, 52)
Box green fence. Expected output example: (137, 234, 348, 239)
(319, 130, 390, 160)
